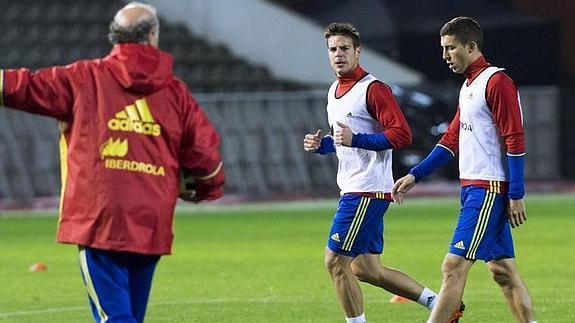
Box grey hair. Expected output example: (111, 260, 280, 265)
(108, 2, 160, 45)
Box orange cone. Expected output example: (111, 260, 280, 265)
(389, 294, 410, 303)
(29, 262, 48, 272)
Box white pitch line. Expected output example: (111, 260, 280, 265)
(0, 297, 312, 319)
(0, 306, 86, 319)
(2, 297, 571, 321)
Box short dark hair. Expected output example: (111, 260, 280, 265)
(440, 17, 483, 51)
(324, 22, 361, 48)
(108, 18, 158, 45)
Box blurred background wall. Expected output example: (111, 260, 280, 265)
(0, 0, 571, 205)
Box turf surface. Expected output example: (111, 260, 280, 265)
(0, 194, 573, 322)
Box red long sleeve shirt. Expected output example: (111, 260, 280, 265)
(439, 56, 525, 155)
(336, 65, 412, 149)
(438, 56, 525, 189)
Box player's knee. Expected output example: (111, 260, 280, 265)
(351, 264, 371, 282)
(324, 253, 346, 277)
(441, 258, 466, 282)
(489, 265, 513, 287)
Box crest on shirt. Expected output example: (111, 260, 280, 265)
(100, 138, 128, 159)
(100, 136, 166, 177)
(346, 112, 353, 118)
(467, 92, 473, 100)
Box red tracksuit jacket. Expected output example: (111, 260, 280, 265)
(1, 43, 224, 255)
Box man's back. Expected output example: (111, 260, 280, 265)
(2, 43, 223, 255)
(1, 4, 225, 322)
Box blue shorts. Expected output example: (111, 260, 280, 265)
(449, 186, 515, 262)
(327, 194, 390, 257)
(78, 247, 160, 323)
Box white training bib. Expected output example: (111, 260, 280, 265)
(458, 66, 508, 181)
(326, 74, 394, 194)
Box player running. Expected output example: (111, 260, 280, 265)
(304, 22, 459, 323)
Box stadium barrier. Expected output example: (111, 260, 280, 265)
(0, 87, 560, 202)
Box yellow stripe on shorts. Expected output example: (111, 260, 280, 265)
(79, 249, 109, 322)
(466, 191, 496, 259)
(342, 197, 370, 251)
(489, 180, 501, 193)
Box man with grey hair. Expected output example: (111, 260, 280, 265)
(0, 2, 224, 322)
(109, 2, 160, 46)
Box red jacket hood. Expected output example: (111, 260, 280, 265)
(104, 43, 174, 95)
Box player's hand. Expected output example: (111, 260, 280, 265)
(179, 175, 199, 202)
(392, 174, 416, 204)
(335, 121, 353, 146)
(179, 191, 198, 202)
(179, 183, 224, 203)
(507, 199, 527, 228)
(303, 129, 322, 152)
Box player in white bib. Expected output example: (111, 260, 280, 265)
(393, 17, 537, 323)
(304, 22, 463, 323)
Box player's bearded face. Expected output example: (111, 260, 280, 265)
(327, 35, 360, 76)
(441, 35, 473, 74)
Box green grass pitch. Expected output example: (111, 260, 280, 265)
(0, 194, 573, 322)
